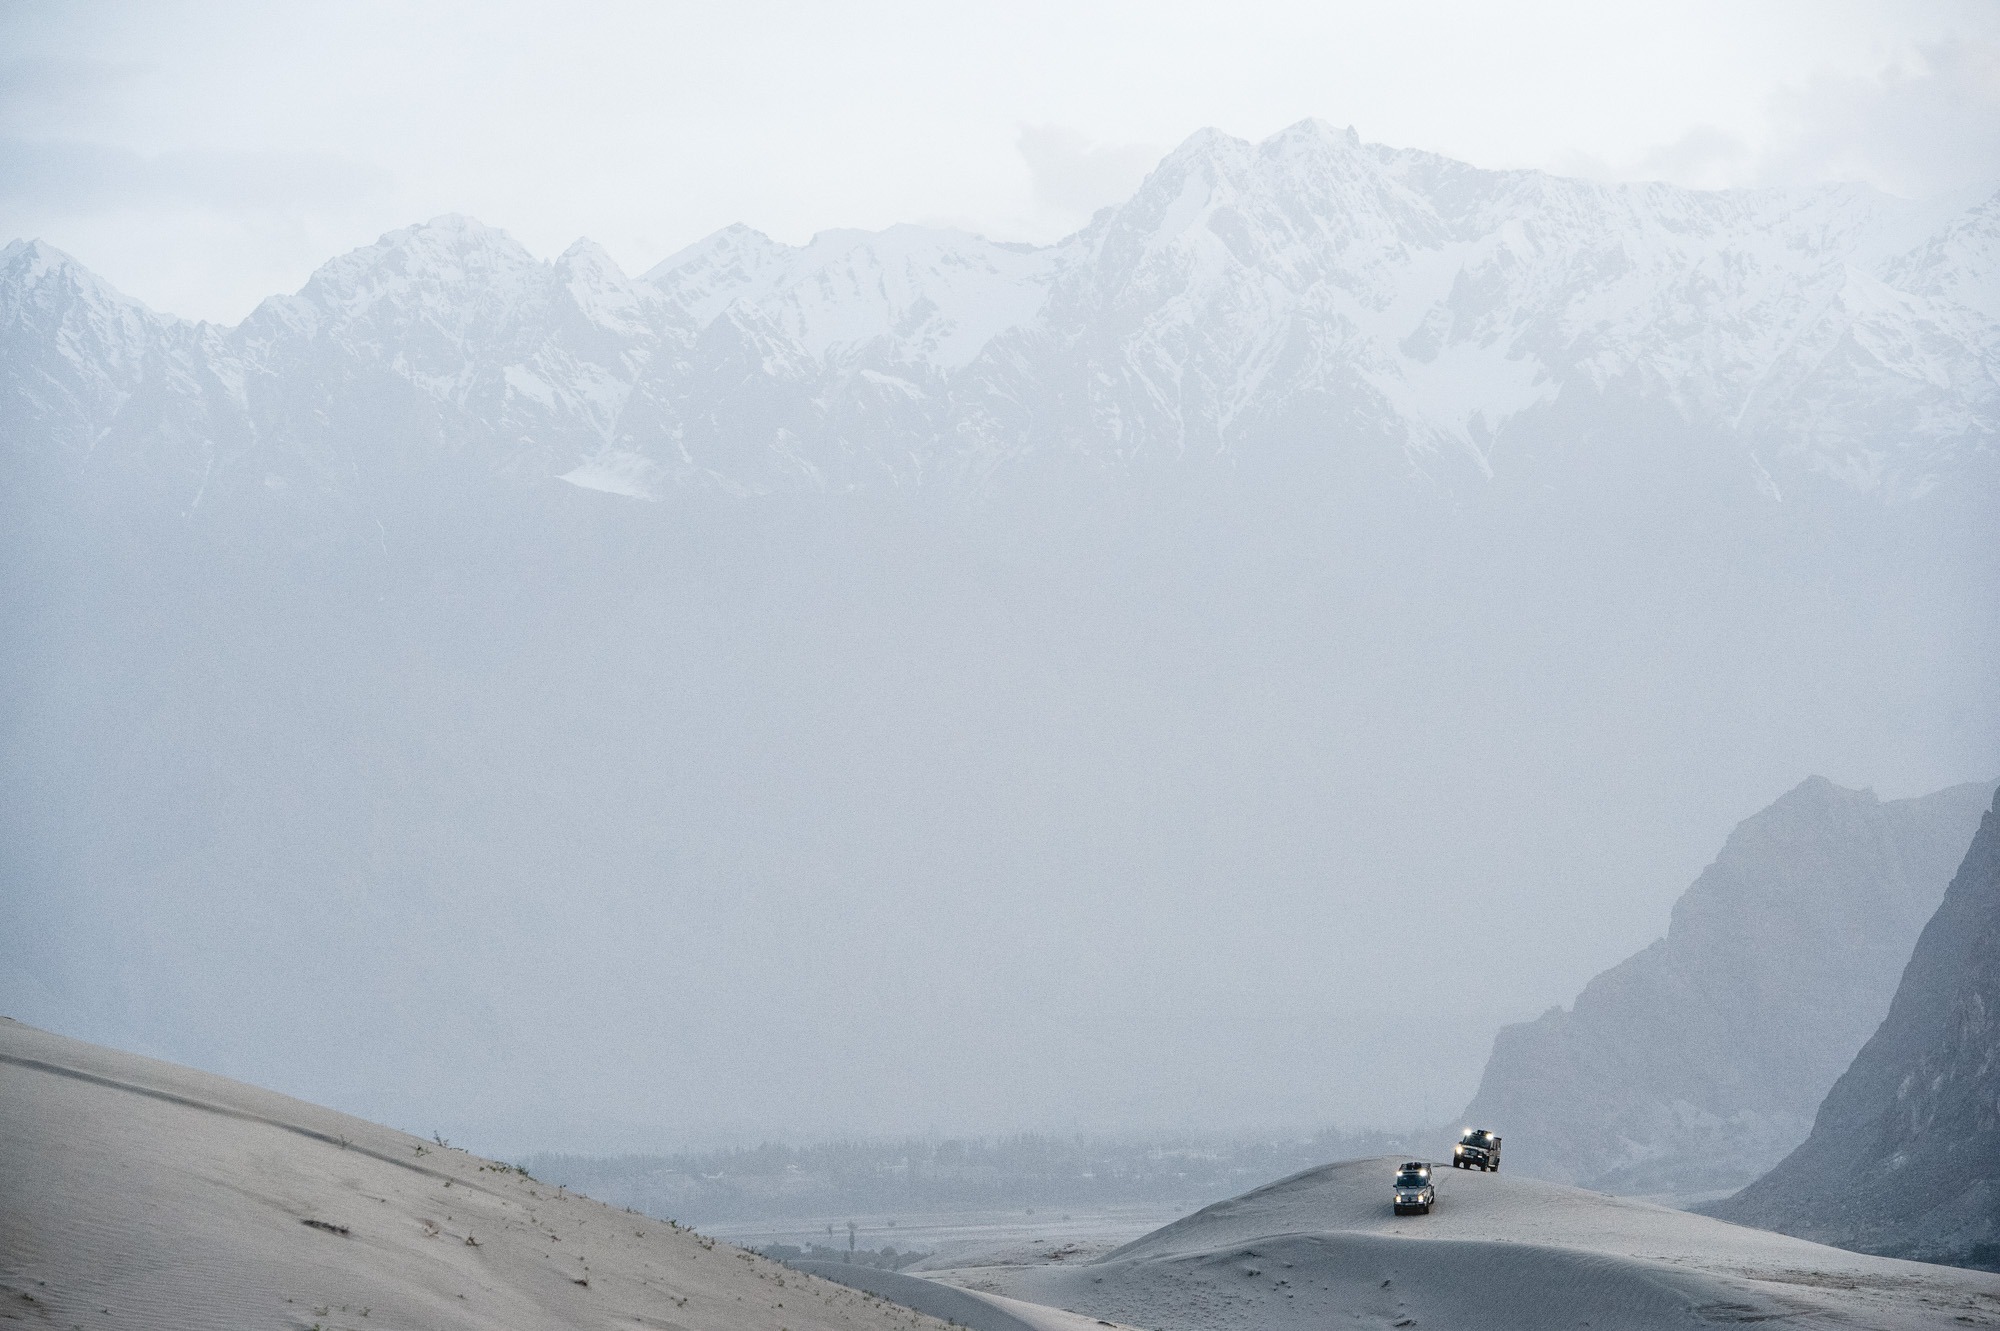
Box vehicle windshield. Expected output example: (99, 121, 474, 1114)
(1461, 1131, 1492, 1145)
(1395, 1173, 1427, 1187)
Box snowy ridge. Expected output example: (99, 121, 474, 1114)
(4, 122, 1997, 506)
(646, 223, 1065, 370)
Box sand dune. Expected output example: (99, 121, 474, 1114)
(929, 1157, 2000, 1330)
(10, 1015, 1996, 1331)
(0, 1018, 955, 1331)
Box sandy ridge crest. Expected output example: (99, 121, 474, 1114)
(0, 1018, 961, 1331)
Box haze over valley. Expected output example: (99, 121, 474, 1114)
(6, 119, 1997, 1153)
(5, 3, 2000, 1325)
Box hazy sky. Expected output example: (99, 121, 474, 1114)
(4, 0, 1999, 321)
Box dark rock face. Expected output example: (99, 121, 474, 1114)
(1706, 787, 2000, 1270)
(1458, 777, 1998, 1199)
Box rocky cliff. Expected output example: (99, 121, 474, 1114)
(1705, 786, 2000, 1269)
(1457, 776, 1998, 1199)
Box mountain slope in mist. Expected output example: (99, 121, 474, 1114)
(1707, 787, 2000, 1269)
(1457, 776, 1998, 1199)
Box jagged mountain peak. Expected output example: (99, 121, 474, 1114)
(3, 236, 89, 282)
(1256, 117, 1373, 170)
(1758, 773, 1876, 814)
(234, 214, 549, 361)
(392, 211, 529, 251)
(1, 237, 162, 319)
(640, 219, 1064, 370)
(640, 222, 794, 331)
(1881, 186, 2000, 320)
(0, 235, 174, 420)
(549, 238, 654, 338)
(1281, 117, 1364, 147)
(1666, 777, 1888, 929)
(556, 235, 625, 271)
(298, 214, 540, 303)
(642, 222, 785, 290)
(1153, 118, 1367, 167)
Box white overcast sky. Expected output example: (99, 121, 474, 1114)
(4, 0, 1998, 321)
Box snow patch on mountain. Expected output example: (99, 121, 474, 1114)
(560, 449, 662, 500)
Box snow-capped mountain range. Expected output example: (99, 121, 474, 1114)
(4, 119, 1996, 509)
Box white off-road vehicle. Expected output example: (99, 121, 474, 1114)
(1391, 1161, 1435, 1215)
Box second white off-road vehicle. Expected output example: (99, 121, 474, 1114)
(1452, 1128, 1501, 1171)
